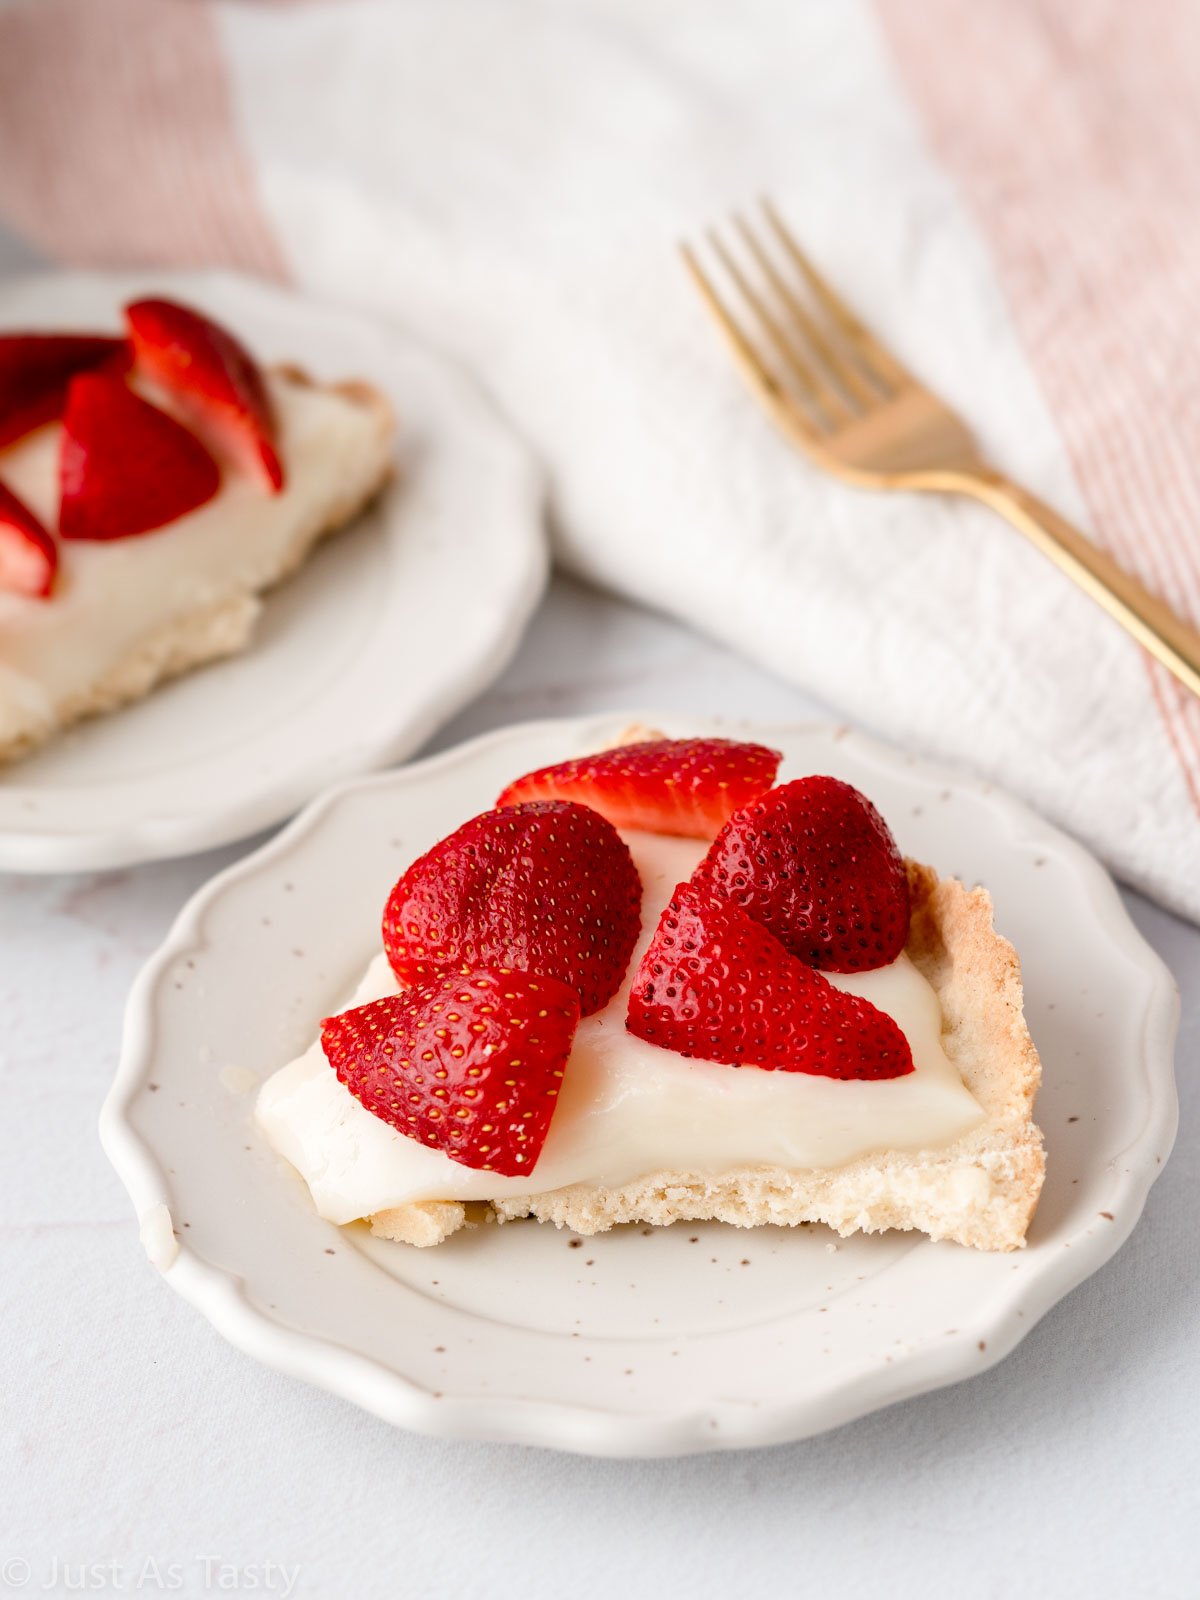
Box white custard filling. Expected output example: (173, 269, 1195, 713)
(256, 833, 985, 1223)
(0, 373, 389, 745)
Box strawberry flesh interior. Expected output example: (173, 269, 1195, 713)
(58, 372, 221, 541)
(0, 480, 57, 598)
(0, 333, 130, 450)
(125, 297, 284, 493)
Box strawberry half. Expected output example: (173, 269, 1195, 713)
(626, 883, 913, 1080)
(496, 736, 782, 839)
(691, 776, 909, 973)
(125, 297, 284, 492)
(383, 800, 642, 1016)
(322, 968, 580, 1175)
(0, 481, 56, 598)
(59, 372, 220, 540)
(0, 334, 130, 450)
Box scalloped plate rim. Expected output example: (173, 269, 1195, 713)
(0, 269, 548, 870)
(101, 713, 1180, 1456)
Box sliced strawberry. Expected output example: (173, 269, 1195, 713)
(322, 968, 580, 1175)
(383, 800, 642, 1016)
(626, 883, 912, 1080)
(0, 481, 56, 598)
(691, 776, 909, 973)
(59, 372, 220, 540)
(125, 297, 283, 492)
(0, 334, 130, 449)
(496, 736, 782, 839)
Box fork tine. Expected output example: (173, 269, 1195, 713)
(761, 198, 910, 391)
(679, 243, 824, 441)
(705, 230, 845, 426)
(733, 213, 875, 410)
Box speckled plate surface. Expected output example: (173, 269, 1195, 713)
(101, 714, 1179, 1456)
(0, 271, 546, 871)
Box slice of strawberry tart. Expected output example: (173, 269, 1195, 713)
(0, 297, 394, 762)
(257, 732, 1045, 1251)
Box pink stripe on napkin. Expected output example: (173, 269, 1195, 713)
(0, 0, 287, 281)
(878, 0, 1200, 810)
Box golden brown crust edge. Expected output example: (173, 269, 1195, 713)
(0, 368, 396, 766)
(270, 363, 398, 433)
(370, 861, 1046, 1252)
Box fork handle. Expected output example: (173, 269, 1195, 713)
(960, 472, 1200, 699)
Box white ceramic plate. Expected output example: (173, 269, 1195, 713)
(0, 272, 546, 871)
(101, 714, 1179, 1456)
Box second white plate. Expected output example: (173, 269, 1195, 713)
(101, 715, 1179, 1456)
(0, 271, 547, 871)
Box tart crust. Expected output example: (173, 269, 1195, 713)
(369, 859, 1045, 1252)
(0, 366, 395, 765)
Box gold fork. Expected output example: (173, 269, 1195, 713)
(683, 201, 1200, 699)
